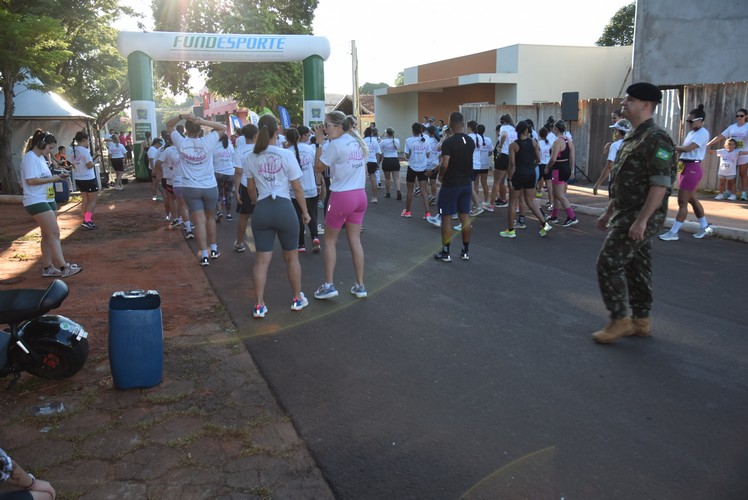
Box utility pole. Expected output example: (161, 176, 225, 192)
(351, 40, 361, 132)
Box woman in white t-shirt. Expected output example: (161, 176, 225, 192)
(380, 128, 401, 199)
(467, 121, 490, 209)
(212, 134, 235, 222)
(147, 138, 163, 202)
(20, 130, 82, 278)
(312, 111, 369, 300)
(232, 124, 258, 252)
(402, 123, 432, 219)
(166, 113, 226, 266)
(659, 104, 713, 241)
(363, 127, 382, 203)
(489, 115, 518, 209)
(246, 114, 310, 318)
(593, 119, 630, 196)
(707, 107, 748, 200)
(68, 131, 99, 229)
(107, 135, 127, 190)
(286, 126, 320, 252)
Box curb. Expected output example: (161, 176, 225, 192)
(572, 204, 748, 243)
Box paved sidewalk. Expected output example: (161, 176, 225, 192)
(566, 183, 748, 243)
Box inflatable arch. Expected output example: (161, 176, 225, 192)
(117, 31, 331, 180)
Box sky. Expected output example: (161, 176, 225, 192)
(119, 0, 633, 95)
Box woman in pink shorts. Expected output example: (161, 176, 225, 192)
(312, 111, 369, 300)
(659, 104, 713, 241)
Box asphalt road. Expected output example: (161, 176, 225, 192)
(199, 198, 748, 500)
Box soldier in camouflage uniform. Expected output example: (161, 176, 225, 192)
(593, 82, 678, 344)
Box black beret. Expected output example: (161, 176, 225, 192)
(625, 82, 662, 103)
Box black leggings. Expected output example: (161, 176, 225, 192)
(293, 196, 319, 245)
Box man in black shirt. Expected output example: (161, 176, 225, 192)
(434, 111, 475, 262)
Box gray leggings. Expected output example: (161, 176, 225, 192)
(182, 186, 219, 213)
(251, 197, 300, 252)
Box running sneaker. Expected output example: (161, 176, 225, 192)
(693, 226, 714, 239)
(164, 215, 171, 221)
(215, 212, 223, 223)
(60, 264, 83, 278)
(210, 249, 220, 259)
(741, 192, 748, 201)
(514, 220, 527, 229)
(658, 231, 679, 241)
(500, 229, 516, 238)
(546, 217, 559, 224)
(481, 201, 495, 212)
(314, 283, 339, 299)
(225, 213, 233, 221)
(42, 266, 62, 277)
(434, 250, 452, 262)
(400, 209, 412, 218)
(350, 284, 368, 298)
(81, 221, 96, 230)
(312, 238, 321, 253)
(428, 195, 436, 206)
(233, 241, 247, 252)
(469, 207, 484, 216)
(728, 194, 737, 201)
(200, 256, 210, 266)
(185, 230, 195, 240)
(291, 293, 309, 311)
(539, 223, 553, 237)
(396, 191, 402, 200)
(317, 200, 324, 208)
(371, 197, 378, 203)
(385, 193, 391, 199)
(317, 224, 325, 235)
(169, 218, 183, 229)
(451, 214, 459, 220)
(562, 218, 579, 227)
(413, 187, 421, 197)
(253, 304, 268, 318)
(495, 199, 509, 208)
(426, 214, 442, 227)
(298, 246, 306, 253)
(535, 191, 543, 198)
(423, 212, 432, 219)
(460, 250, 470, 261)
(714, 193, 726, 200)
(453, 223, 462, 231)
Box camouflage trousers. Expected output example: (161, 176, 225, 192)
(596, 227, 654, 320)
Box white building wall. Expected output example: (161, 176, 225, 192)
(373, 92, 418, 152)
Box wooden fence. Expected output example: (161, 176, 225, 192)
(461, 81, 748, 191)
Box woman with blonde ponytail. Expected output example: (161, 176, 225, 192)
(312, 111, 369, 300)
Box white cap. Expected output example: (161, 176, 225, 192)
(609, 119, 631, 133)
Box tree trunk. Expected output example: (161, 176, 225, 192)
(0, 73, 22, 195)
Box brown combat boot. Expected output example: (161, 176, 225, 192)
(592, 318, 635, 344)
(631, 317, 651, 337)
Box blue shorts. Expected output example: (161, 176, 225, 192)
(437, 183, 472, 216)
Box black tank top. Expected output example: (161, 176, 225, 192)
(514, 137, 536, 168)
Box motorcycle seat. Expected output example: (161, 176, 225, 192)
(0, 279, 69, 326)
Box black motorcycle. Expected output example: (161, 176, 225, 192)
(0, 279, 89, 385)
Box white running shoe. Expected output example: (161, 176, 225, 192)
(658, 231, 679, 241)
(693, 226, 714, 239)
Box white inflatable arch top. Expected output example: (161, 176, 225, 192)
(117, 31, 331, 62)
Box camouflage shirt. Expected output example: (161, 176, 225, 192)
(609, 118, 677, 232)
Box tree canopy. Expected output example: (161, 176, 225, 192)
(359, 82, 388, 95)
(596, 2, 636, 47)
(152, 0, 319, 123)
(0, 4, 72, 193)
